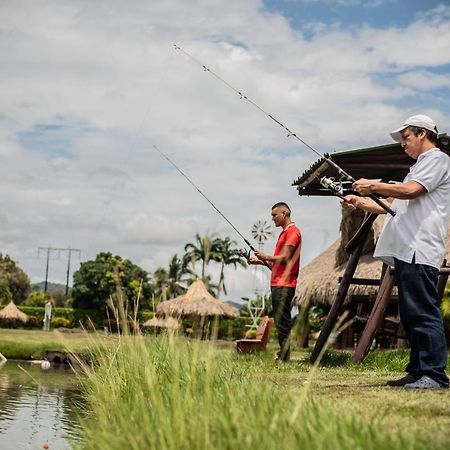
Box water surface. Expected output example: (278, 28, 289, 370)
(0, 360, 82, 450)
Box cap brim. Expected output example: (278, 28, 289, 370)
(390, 125, 407, 143)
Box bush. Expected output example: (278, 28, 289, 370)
(51, 317, 71, 328)
(18, 306, 106, 329)
(244, 329, 257, 339)
(24, 316, 40, 329)
(24, 291, 54, 307)
(0, 317, 22, 329)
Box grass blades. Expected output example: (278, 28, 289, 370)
(75, 336, 445, 450)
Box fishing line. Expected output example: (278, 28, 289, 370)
(173, 44, 395, 217)
(152, 144, 271, 269)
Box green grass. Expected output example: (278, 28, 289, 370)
(0, 328, 116, 359)
(74, 336, 450, 450)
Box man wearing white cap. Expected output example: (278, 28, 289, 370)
(342, 114, 450, 389)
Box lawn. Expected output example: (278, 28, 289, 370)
(74, 335, 450, 450)
(0, 328, 116, 359)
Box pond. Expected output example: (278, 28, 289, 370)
(0, 360, 83, 450)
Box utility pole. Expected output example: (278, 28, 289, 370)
(38, 246, 81, 297)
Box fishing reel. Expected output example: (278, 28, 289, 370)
(239, 248, 252, 261)
(320, 176, 346, 197)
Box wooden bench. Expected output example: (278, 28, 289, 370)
(235, 316, 273, 353)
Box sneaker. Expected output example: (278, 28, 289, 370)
(275, 350, 290, 362)
(386, 374, 418, 387)
(404, 375, 445, 389)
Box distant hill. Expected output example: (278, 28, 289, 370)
(225, 300, 246, 310)
(31, 281, 69, 294)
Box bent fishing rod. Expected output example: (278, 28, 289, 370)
(152, 144, 271, 269)
(173, 44, 395, 217)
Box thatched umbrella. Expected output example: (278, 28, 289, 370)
(294, 239, 383, 306)
(142, 316, 180, 330)
(295, 212, 450, 307)
(157, 279, 239, 318)
(0, 301, 29, 323)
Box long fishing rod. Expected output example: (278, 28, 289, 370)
(153, 144, 271, 269)
(173, 44, 395, 217)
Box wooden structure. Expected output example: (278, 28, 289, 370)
(235, 316, 273, 353)
(352, 263, 450, 363)
(292, 134, 450, 363)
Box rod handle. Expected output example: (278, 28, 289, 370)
(368, 194, 396, 216)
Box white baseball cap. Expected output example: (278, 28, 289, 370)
(390, 114, 438, 142)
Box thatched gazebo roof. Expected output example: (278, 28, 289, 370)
(142, 316, 180, 330)
(294, 210, 450, 307)
(0, 301, 29, 323)
(157, 279, 240, 318)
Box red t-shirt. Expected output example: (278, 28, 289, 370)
(271, 223, 302, 288)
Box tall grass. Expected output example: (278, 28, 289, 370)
(75, 334, 434, 450)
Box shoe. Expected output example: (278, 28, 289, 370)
(386, 374, 418, 387)
(404, 375, 446, 389)
(275, 351, 290, 362)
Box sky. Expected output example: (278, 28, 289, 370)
(1, 0, 450, 303)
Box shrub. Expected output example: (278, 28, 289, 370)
(0, 317, 21, 328)
(51, 317, 71, 328)
(24, 316, 40, 329)
(24, 291, 54, 307)
(244, 329, 257, 339)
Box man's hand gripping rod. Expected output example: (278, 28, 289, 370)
(174, 44, 395, 217)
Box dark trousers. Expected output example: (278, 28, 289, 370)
(394, 258, 449, 387)
(271, 286, 295, 360)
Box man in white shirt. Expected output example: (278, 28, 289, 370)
(342, 115, 450, 389)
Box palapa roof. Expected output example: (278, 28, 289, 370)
(157, 279, 240, 318)
(142, 316, 180, 329)
(294, 239, 382, 306)
(295, 226, 450, 306)
(0, 301, 29, 323)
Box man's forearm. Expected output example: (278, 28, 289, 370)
(352, 196, 390, 214)
(357, 180, 425, 200)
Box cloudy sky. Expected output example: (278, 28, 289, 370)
(1, 0, 450, 302)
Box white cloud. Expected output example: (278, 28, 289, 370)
(0, 0, 449, 301)
(396, 70, 450, 91)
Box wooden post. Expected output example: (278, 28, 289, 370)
(310, 232, 369, 363)
(352, 268, 395, 363)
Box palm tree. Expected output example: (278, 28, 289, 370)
(183, 234, 222, 281)
(183, 234, 248, 297)
(214, 237, 247, 297)
(151, 254, 189, 304)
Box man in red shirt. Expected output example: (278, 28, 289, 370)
(248, 202, 302, 361)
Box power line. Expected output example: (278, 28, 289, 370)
(38, 246, 81, 298)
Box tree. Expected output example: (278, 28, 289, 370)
(52, 287, 68, 307)
(71, 252, 152, 313)
(150, 254, 189, 304)
(0, 254, 31, 304)
(182, 234, 247, 297)
(214, 237, 247, 297)
(24, 291, 54, 307)
(183, 234, 222, 281)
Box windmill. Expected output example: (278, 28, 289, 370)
(246, 220, 274, 329)
(251, 220, 273, 247)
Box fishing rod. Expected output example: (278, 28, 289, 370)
(152, 144, 271, 269)
(173, 44, 396, 217)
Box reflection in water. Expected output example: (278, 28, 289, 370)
(0, 361, 83, 450)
